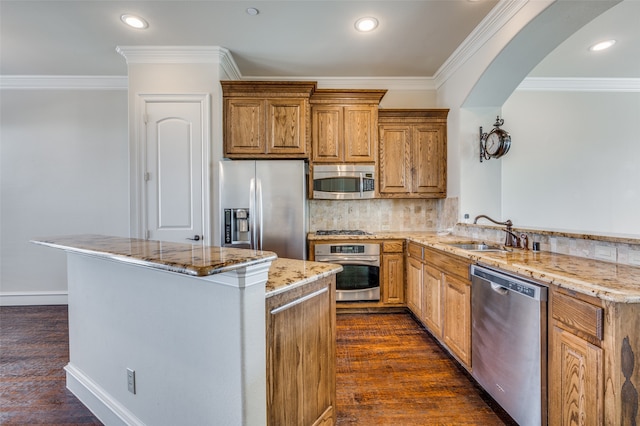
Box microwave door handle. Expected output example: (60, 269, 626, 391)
(359, 173, 364, 198)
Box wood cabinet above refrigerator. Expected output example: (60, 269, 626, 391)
(221, 81, 316, 159)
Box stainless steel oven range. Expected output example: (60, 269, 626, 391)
(314, 241, 380, 302)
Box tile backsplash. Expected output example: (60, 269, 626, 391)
(309, 196, 640, 267)
(309, 197, 458, 233)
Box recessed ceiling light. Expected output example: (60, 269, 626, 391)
(120, 14, 148, 29)
(589, 39, 616, 52)
(246, 7, 259, 16)
(355, 17, 378, 32)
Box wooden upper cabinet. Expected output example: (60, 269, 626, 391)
(378, 109, 448, 198)
(311, 89, 387, 163)
(221, 81, 316, 158)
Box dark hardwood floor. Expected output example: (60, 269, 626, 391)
(0, 305, 101, 425)
(1, 306, 514, 425)
(335, 312, 515, 425)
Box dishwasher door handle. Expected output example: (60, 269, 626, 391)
(491, 283, 509, 295)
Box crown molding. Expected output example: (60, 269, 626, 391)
(517, 77, 640, 92)
(239, 76, 436, 91)
(0, 75, 127, 90)
(434, 0, 530, 89)
(116, 45, 241, 80)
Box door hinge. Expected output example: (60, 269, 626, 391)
(144, 172, 150, 181)
(145, 230, 150, 239)
(143, 114, 148, 124)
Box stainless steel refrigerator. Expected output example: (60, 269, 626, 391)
(219, 160, 308, 260)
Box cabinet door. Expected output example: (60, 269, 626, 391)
(344, 105, 376, 163)
(267, 98, 307, 155)
(266, 279, 336, 426)
(224, 98, 266, 155)
(549, 326, 603, 426)
(312, 105, 342, 162)
(378, 125, 411, 195)
(442, 274, 471, 366)
(382, 253, 405, 305)
(422, 264, 443, 337)
(406, 255, 423, 317)
(412, 124, 446, 196)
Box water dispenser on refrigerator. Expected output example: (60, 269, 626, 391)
(223, 208, 251, 248)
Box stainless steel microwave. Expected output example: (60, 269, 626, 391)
(312, 164, 375, 199)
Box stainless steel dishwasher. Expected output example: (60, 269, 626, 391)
(471, 265, 548, 426)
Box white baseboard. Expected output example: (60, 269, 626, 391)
(65, 363, 145, 426)
(0, 291, 68, 306)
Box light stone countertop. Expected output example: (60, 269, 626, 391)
(265, 258, 342, 298)
(32, 234, 277, 277)
(32, 235, 342, 297)
(309, 231, 640, 303)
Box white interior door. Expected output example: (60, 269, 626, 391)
(143, 97, 209, 244)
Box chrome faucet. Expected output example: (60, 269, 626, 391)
(473, 214, 517, 247)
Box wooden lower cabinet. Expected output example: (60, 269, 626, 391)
(405, 242, 471, 369)
(442, 274, 471, 367)
(422, 264, 443, 336)
(266, 276, 336, 426)
(550, 325, 603, 425)
(382, 240, 405, 305)
(406, 246, 423, 316)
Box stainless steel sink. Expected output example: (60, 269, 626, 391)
(446, 242, 509, 252)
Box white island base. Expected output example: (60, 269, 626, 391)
(64, 253, 271, 426)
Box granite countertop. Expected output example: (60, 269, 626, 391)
(308, 231, 640, 303)
(32, 234, 277, 277)
(265, 258, 342, 298)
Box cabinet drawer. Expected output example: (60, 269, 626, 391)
(407, 242, 424, 260)
(383, 240, 404, 253)
(424, 247, 470, 280)
(552, 292, 603, 341)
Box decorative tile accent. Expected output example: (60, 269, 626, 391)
(310, 199, 450, 232)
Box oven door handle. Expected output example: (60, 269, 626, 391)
(316, 258, 380, 266)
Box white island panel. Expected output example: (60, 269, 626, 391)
(64, 252, 270, 426)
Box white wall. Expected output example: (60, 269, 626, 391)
(502, 90, 640, 236)
(0, 89, 130, 303)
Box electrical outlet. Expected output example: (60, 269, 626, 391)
(594, 245, 617, 262)
(127, 368, 136, 394)
(629, 250, 640, 266)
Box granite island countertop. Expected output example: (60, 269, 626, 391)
(32, 234, 277, 277)
(266, 258, 342, 297)
(308, 231, 640, 303)
(32, 235, 342, 296)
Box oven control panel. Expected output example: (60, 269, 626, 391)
(314, 242, 380, 257)
(330, 245, 365, 254)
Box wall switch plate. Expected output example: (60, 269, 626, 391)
(594, 245, 617, 262)
(127, 368, 136, 394)
(629, 250, 640, 266)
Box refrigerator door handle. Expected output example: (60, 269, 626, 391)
(249, 178, 257, 250)
(256, 178, 263, 251)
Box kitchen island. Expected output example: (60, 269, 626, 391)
(32, 235, 341, 426)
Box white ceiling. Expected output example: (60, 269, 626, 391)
(0, 0, 638, 79)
